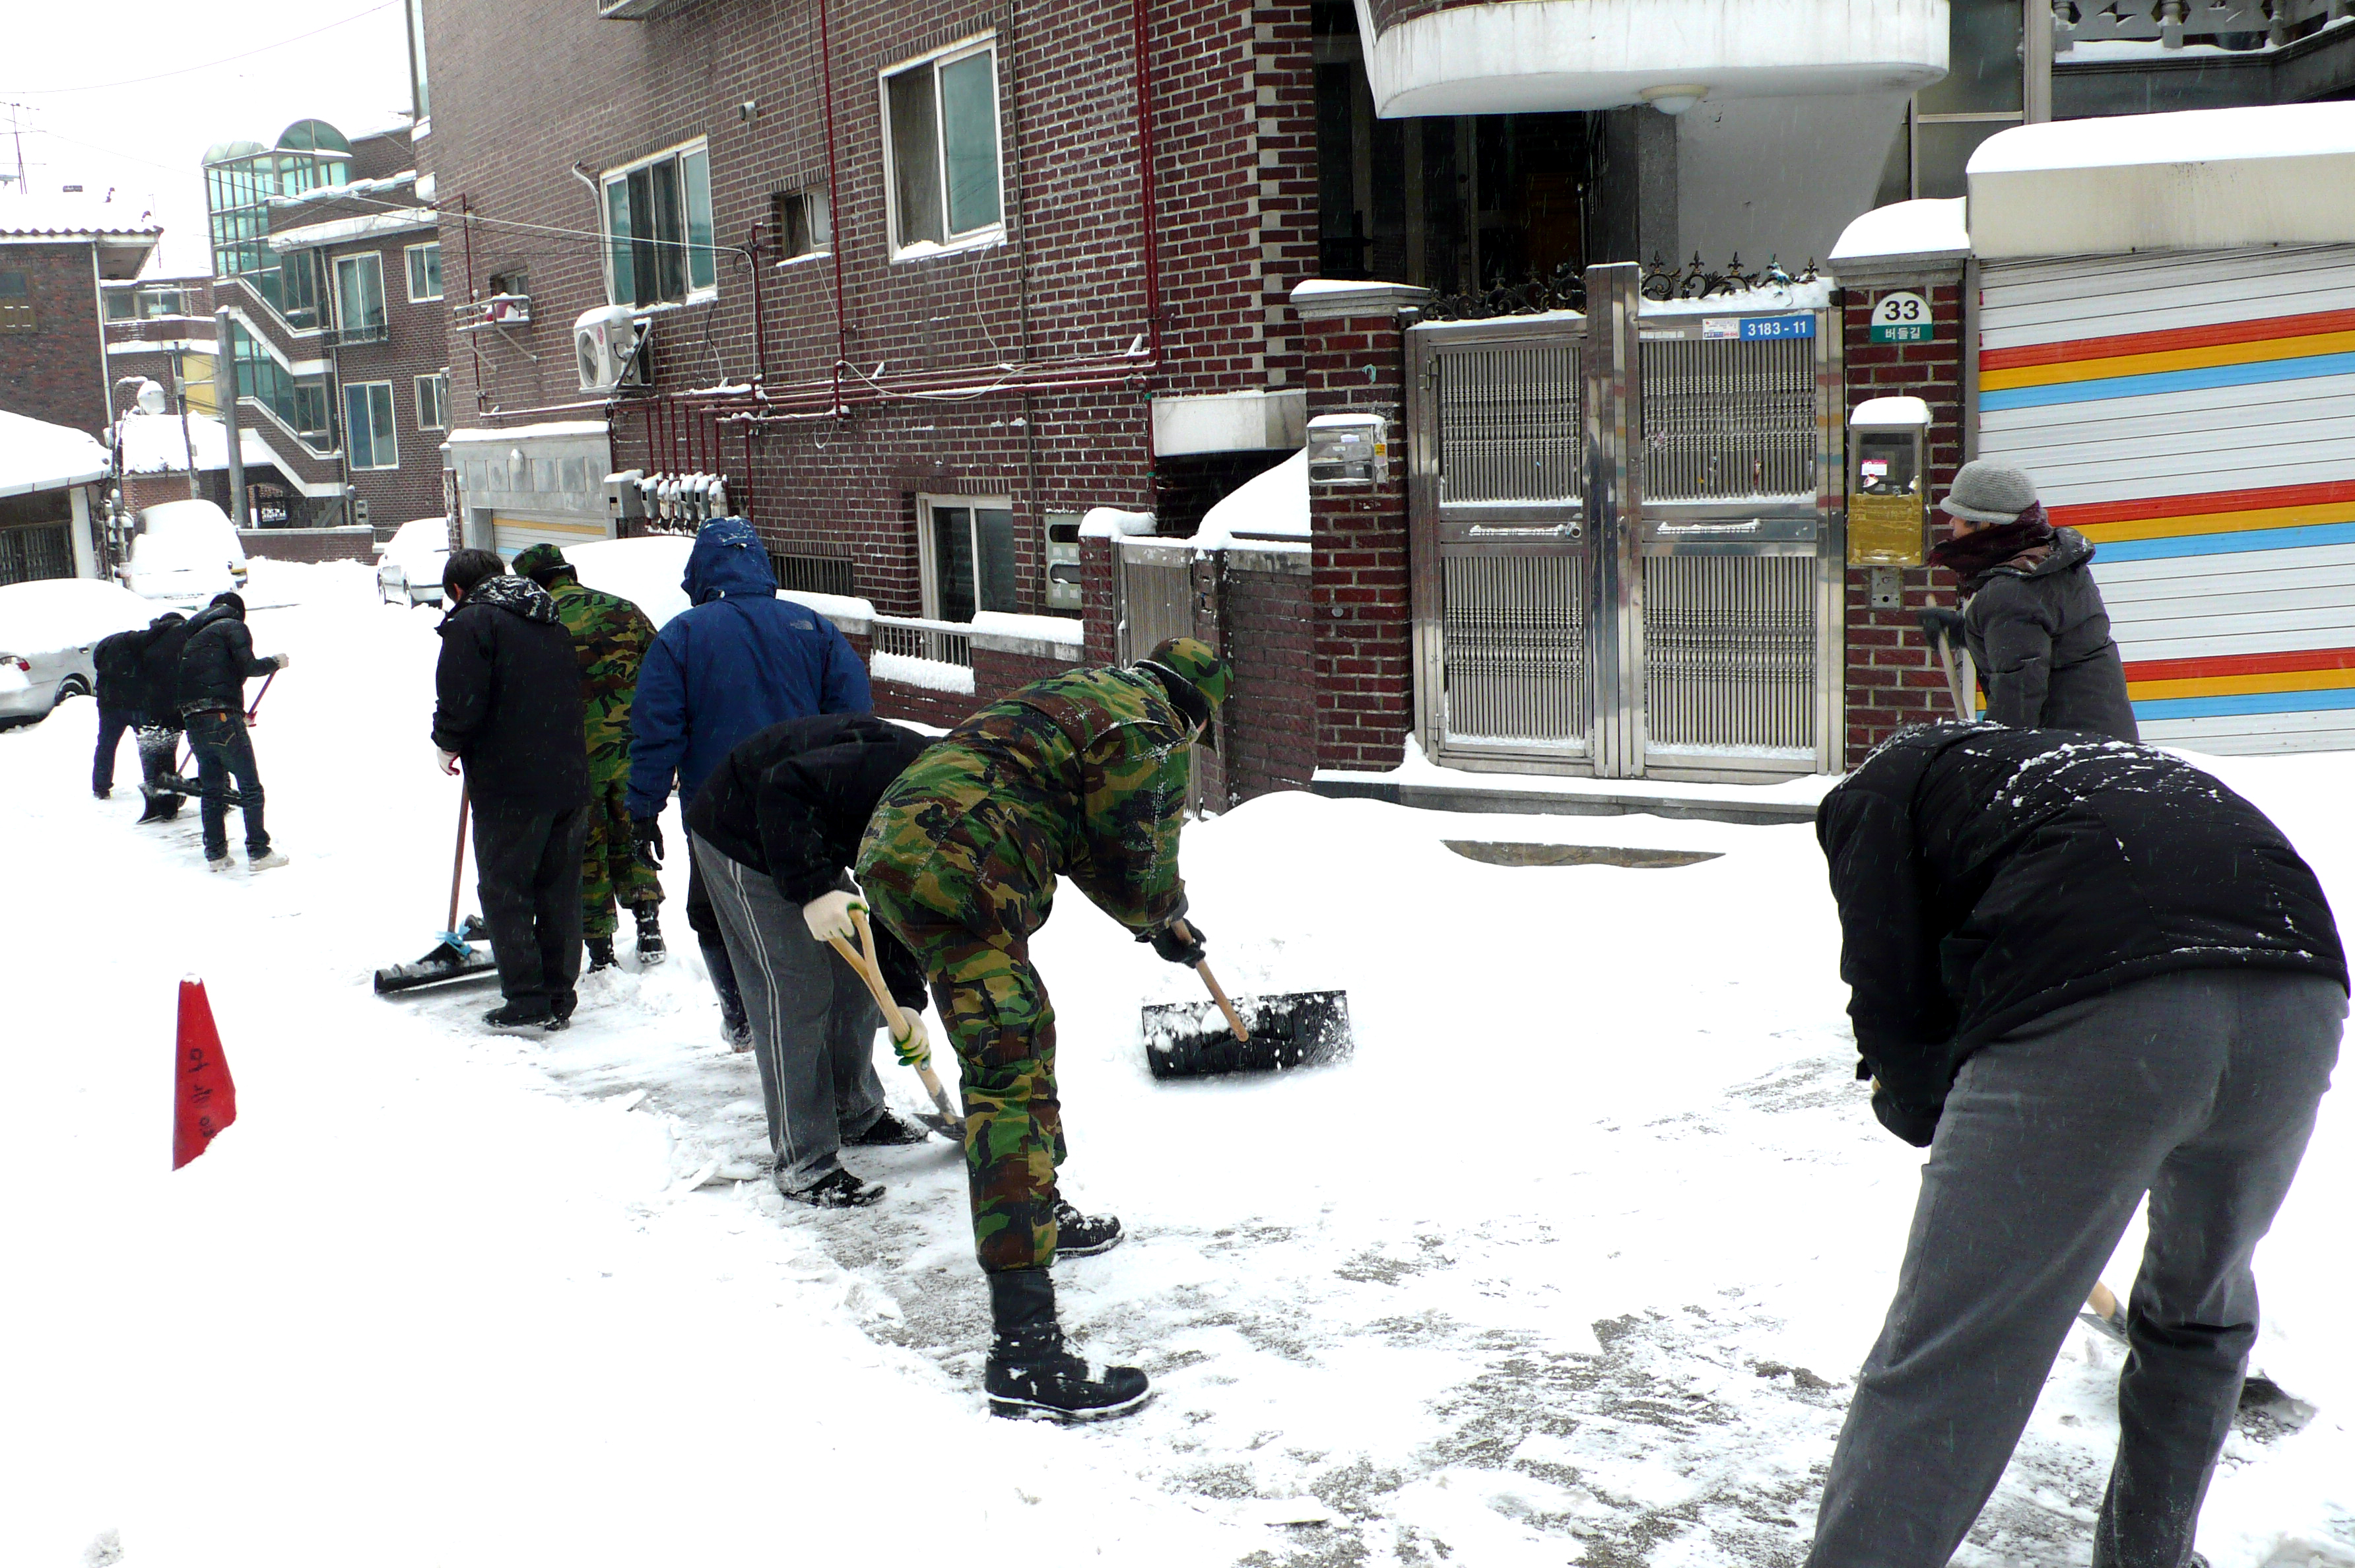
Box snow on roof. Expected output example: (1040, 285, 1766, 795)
(445, 420, 611, 446)
(1828, 198, 1970, 267)
(267, 170, 418, 211)
(1968, 104, 2355, 257)
(266, 207, 439, 252)
(0, 410, 110, 497)
(1193, 448, 1309, 552)
(0, 193, 162, 240)
(116, 410, 271, 476)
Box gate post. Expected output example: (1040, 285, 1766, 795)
(1290, 279, 1430, 772)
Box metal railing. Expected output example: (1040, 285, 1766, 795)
(869, 615, 974, 669)
(328, 319, 390, 347)
(2056, 0, 2344, 49)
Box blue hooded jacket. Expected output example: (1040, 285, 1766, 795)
(626, 517, 873, 818)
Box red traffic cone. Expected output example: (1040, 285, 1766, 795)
(173, 975, 238, 1169)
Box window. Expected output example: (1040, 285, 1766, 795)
(334, 253, 387, 344)
(292, 377, 334, 445)
(0, 270, 32, 334)
(415, 372, 448, 432)
(105, 289, 135, 321)
(343, 381, 398, 469)
(136, 287, 189, 318)
(770, 187, 830, 260)
(602, 141, 715, 308)
(919, 496, 1016, 622)
(405, 242, 443, 302)
(279, 250, 321, 331)
(883, 40, 1003, 255)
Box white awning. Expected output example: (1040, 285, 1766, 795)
(1968, 104, 2355, 259)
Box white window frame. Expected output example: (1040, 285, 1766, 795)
(879, 35, 1005, 261)
(405, 240, 444, 302)
(599, 136, 718, 310)
(344, 379, 399, 470)
(414, 372, 448, 432)
(915, 492, 1017, 622)
(333, 251, 387, 339)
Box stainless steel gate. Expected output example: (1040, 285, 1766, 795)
(1408, 262, 1845, 781)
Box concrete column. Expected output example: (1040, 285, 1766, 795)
(1290, 279, 1430, 773)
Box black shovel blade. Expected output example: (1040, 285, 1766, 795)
(1143, 990, 1352, 1080)
(374, 942, 501, 995)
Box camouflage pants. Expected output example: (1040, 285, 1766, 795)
(581, 772, 663, 938)
(864, 887, 1067, 1273)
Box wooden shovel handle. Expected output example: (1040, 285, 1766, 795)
(2087, 1280, 2121, 1321)
(834, 907, 963, 1128)
(447, 789, 471, 933)
(1173, 920, 1249, 1043)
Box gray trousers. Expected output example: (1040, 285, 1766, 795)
(691, 834, 886, 1190)
(1810, 968, 2343, 1568)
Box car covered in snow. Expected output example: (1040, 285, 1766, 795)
(0, 577, 161, 728)
(377, 516, 453, 607)
(120, 498, 249, 607)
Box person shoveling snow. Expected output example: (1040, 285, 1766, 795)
(856, 636, 1232, 1423)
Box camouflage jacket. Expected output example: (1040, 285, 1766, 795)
(544, 570, 657, 782)
(857, 667, 1193, 940)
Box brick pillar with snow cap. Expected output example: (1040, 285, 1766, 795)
(1291, 280, 1429, 772)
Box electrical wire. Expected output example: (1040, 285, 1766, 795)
(1, 3, 401, 96)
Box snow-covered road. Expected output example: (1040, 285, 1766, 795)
(5, 559, 2350, 1567)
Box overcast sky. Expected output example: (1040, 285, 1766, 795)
(2, 0, 416, 277)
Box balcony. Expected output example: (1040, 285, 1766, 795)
(1353, 0, 1948, 117)
(328, 319, 389, 348)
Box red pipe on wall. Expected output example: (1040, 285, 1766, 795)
(1133, 0, 1162, 362)
(818, 0, 851, 415)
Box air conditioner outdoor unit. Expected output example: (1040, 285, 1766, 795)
(574, 304, 642, 392)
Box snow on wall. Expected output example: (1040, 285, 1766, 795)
(872, 651, 977, 694)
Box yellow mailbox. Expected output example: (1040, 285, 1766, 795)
(1846, 396, 1931, 567)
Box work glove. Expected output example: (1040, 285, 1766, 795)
(436, 748, 461, 776)
(887, 1012, 931, 1071)
(1869, 1077, 1942, 1148)
(1915, 607, 1966, 647)
(803, 889, 865, 944)
(631, 815, 664, 869)
(1145, 919, 1207, 967)
(271, 652, 293, 670)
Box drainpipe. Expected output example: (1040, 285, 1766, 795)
(459, 193, 485, 414)
(1134, 0, 1163, 363)
(215, 306, 248, 527)
(817, 0, 850, 414)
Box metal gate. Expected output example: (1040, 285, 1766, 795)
(1407, 262, 1845, 780)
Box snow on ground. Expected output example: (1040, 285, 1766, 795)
(5, 558, 2352, 1568)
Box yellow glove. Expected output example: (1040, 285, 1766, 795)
(889, 1012, 931, 1070)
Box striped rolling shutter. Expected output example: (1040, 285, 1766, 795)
(1977, 246, 2355, 754)
(489, 513, 611, 561)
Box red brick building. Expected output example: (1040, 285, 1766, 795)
(0, 201, 162, 440)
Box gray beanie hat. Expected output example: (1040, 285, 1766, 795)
(1939, 460, 2039, 525)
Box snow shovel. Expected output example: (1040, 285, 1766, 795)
(1141, 920, 1352, 1080)
(2080, 1279, 2129, 1345)
(1917, 610, 1975, 723)
(155, 669, 280, 802)
(373, 789, 500, 995)
(824, 906, 964, 1140)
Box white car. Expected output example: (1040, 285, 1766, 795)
(378, 516, 453, 607)
(121, 498, 249, 607)
(0, 577, 162, 729)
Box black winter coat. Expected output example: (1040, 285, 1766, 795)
(1817, 725, 2344, 1144)
(431, 575, 591, 813)
(136, 614, 192, 729)
(688, 713, 933, 1011)
(176, 603, 279, 715)
(1961, 528, 2139, 740)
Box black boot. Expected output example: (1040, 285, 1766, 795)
(584, 934, 617, 972)
(1051, 1198, 1124, 1258)
(984, 1268, 1150, 1422)
(632, 901, 667, 965)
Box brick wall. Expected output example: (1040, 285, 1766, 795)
(1840, 274, 1967, 761)
(861, 637, 1076, 729)
(1208, 549, 1316, 802)
(322, 224, 453, 537)
(423, 0, 1315, 619)
(0, 242, 110, 436)
(237, 525, 379, 564)
(1297, 295, 1416, 770)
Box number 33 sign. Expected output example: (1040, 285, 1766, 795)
(1870, 291, 1933, 344)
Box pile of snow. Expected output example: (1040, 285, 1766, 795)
(1641, 275, 1838, 316)
(1193, 448, 1309, 552)
(0, 577, 156, 651)
(968, 610, 1084, 647)
(1078, 506, 1154, 540)
(0, 408, 110, 496)
(560, 536, 694, 628)
(781, 588, 877, 627)
(872, 650, 976, 693)
(117, 410, 271, 476)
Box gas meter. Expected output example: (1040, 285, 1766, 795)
(1846, 397, 1931, 567)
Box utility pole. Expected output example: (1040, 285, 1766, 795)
(170, 346, 199, 498)
(3, 102, 26, 194)
(214, 306, 248, 527)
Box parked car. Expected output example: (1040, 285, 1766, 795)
(0, 577, 160, 729)
(121, 499, 249, 607)
(377, 516, 453, 607)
